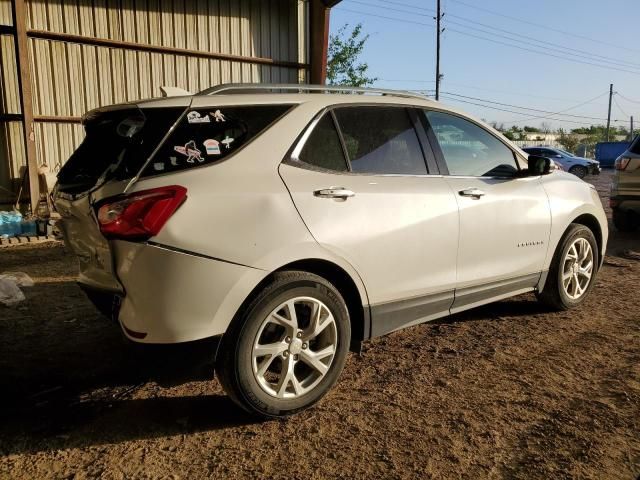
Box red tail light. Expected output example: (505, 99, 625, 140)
(615, 157, 630, 170)
(97, 185, 187, 240)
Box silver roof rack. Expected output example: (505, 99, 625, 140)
(197, 83, 430, 101)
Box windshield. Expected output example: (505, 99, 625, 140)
(556, 149, 575, 157)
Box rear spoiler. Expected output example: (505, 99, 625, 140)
(160, 86, 193, 97)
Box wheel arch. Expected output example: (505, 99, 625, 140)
(539, 212, 604, 293)
(225, 258, 370, 354)
(277, 259, 369, 352)
(571, 213, 603, 264)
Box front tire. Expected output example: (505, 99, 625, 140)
(569, 165, 588, 178)
(537, 224, 599, 310)
(216, 271, 351, 418)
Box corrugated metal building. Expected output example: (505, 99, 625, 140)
(0, 0, 339, 210)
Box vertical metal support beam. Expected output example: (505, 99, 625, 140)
(309, 0, 330, 85)
(11, 0, 38, 214)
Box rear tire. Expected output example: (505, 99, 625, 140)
(216, 271, 351, 418)
(612, 209, 638, 232)
(569, 165, 588, 178)
(537, 224, 599, 311)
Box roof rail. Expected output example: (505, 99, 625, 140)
(197, 83, 430, 101)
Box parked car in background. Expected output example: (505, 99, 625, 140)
(610, 135, 640, 231)
(596, 141, 631, 168)
(522, 146, 600, 178)
(53, 84, 608, 418)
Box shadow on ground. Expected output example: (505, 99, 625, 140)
(0, 274, 262, 456)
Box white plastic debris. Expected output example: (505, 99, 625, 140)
(0, 277, 26, 306)
(0, 272, 34, 306)
(0, 272, 34, 287)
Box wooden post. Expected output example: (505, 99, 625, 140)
(310, 0, 330, 85)
(11, 0, 39, 214)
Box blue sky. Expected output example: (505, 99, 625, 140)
(330, 0, 640, 131)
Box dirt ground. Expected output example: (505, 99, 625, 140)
(0, 170, 638, 479)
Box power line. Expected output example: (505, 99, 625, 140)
(447, 0, 640, 54)
(347, 0, 431, 17)
(441, 92, 617, 121)
(388, 87, 613, 126)
(350, 0, 640, 69)
(361, 0, 434, 13)
(446, 27, 640, 76)
(337, 5, 640, 76)
(502, 92, 612, 124)
(612, 95, 630, 117)
(334, 7, 432, 27)
(349, 0, 431, 18)
(439, 95, 603, 126)
(443, 16, 640, 71)
(377, 79, 606, 104)
(617, 92, 640, 105)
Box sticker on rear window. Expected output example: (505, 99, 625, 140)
(153, 162, 165, 171)
(174, 140, 203, 163)
(211, 110, 226, 122)
(187, 111, 210, 124)
(203, 139, 221, 155)
(221, 136, 234, 149)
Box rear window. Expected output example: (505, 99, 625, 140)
(140, 104, 294, 177)
(57, 107, 183, 194)
(630, 135, 640, 155)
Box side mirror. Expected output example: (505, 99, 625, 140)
(527, 155, 551, 176)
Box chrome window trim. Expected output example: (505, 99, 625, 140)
(287, 103, 439, 177)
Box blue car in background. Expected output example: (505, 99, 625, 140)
(522, 146, 601, 178)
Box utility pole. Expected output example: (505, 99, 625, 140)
(606, 83, 613, 142)
(435, 0, 443, 100)
(631, 116, 635, 140)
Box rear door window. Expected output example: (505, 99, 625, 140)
(142, 104, 294, 177)
(333, 106, 428, 175)
(297, 114, 348, 172)
(629, 135, 640, 155)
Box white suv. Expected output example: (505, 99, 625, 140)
(54, 84, 608, 417)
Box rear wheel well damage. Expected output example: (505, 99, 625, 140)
(224, 259, 368, 356)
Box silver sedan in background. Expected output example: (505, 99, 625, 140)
(523, 146, 601, 178)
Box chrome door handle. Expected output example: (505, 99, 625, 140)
(313, 187, 355, 199)
(458, 188, 485, 199)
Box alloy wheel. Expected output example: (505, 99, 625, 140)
(561, 237, 593, 300)
(251, 296, 338, 399)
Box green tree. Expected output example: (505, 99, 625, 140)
(557, 129, 580, 154)
(327, 24, 377, 87)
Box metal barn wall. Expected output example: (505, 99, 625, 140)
(0, 0, 309, 205)
(0, 1, 27, 198)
